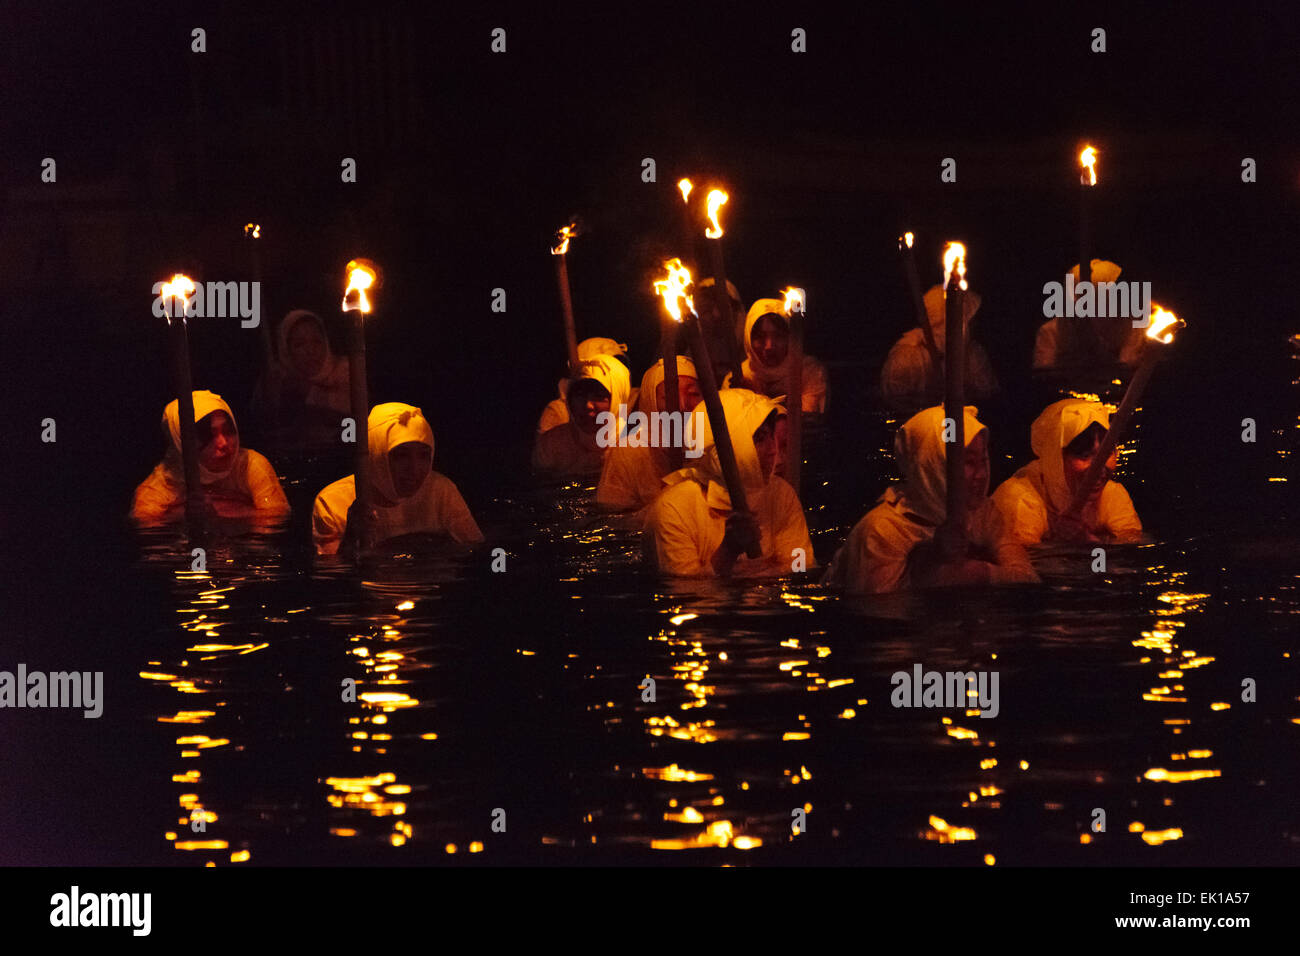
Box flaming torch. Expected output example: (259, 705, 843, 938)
(342, 258, 379, 551)
(704, 188, 729, 287)
(654, 258, 760, 558)
(1078, 145, 1098, 285)
(244, 222, 275, 372)
(551, 220, 582, 377)
(781, 287, 806, 496)
(941, 242, 969, 557)
(701, 188, 741, 378)
(899, 231, 939, 358)
(1067, 305, 1185, 517)
(677, 178, 695, 261)
(160, 273, 204, 525)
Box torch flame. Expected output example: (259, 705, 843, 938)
(653, 258, 696, 323)
(160, 273, 196, 320)
(342, 260, 377, 314)
(902, 231, 914, 249)
(1080, 145, 1098, 186)
(704, 189, 728, 239)
(782, 287, 805, 315)
(942, 241, 968, 292)
(678, 179, 693, 203)
(1145, 304, 1184, 344)
(551, 221, 580, 256)
(244, 223, 261, 239)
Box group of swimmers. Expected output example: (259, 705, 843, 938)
(130, 259, 1146, 592)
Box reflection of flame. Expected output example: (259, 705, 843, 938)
(1080, 145, 1098, 186)
(926, 815, 977, 842)
(704, 189, 728, 239)
(1146, 304, 1184, 344)
(653, 258, 696, 323)
(677, 178, 693, 202)
(1143, 766, 1221, 783)
(342, 260, 377, 314)
(551, 220, 579, 256)
(942, 242, 968, 292)
(782, 286, 805, 315)
(243, 222, 261, 239)
(160, 273, 195, 319)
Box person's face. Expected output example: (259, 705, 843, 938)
(568, 382, 611, 433)
(963, 430, 990, 507)
(1063, 433, 1117, 502)
(751, 315, 790, 368)
(753, 413, 780, 480)
(198, 411, 238, 473)
(287, 320, 327, 378)
(654, 375, 703, 412)
(388, 441, 432, 498)
(695, 287, 724, 326)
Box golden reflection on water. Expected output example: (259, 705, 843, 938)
(141, 565, 255, 865)
(1127, 568, 1224, 849)
(325, 589, 442, 850)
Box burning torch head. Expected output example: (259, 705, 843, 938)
(342, 259, 380, 314)
(551, 217, 584, 255)
(1145, 304, 1184, 346)
(1080, 145, 1098, 186)
(160, 273, 197, 322)
(704, 189, 728, 239)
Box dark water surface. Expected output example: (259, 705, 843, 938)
(6, 347, 1295, 867)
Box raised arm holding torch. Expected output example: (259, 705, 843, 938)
(1074, 145, 1104, 362)
(941, 242, 968, 559)
(677, 179, 696, 264)
(342, 258, 379, 553)
(161, 273, 205, 528)
(1066, 306, 1185, 517)
(899, 231, 939, 359)
(655, 258, 760, 558)
(244, 223, 273, 369)
(702, 188, 741, 381)
(551, 220, 582, 376)
(782, 286, 806, 496)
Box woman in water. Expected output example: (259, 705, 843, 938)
(131, 390, 290, 524)
(312, 402, 484, 555)
(824, 405, 1037, 593)
(252, 309, 351, 449)
(740, 298, 829, 414)
(990, 398, 1142, 545)
(532, 352, 632, 478)
(880, 285, 998, 413)
(644, 388, 814, 578)
(596, 355, 703, 522)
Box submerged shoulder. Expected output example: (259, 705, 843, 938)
(240, 447, 278, 474)
(314, 474, 355, 512)
(652, 478, 706, 524)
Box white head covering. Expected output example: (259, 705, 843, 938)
(278, 310, 336, 381)
(162, 390, 239, 484)
(667, 388, 784, 511)
(637, 355, 699, 416)
(921, 285, 982, 352)
(556, 338, 631, 407)
(565, 353, 632, 416)
(1069, 259, 1122, 284)
(880, 405, 988, 527)
(1027, 398, 1111, 514)
(742, 298, 794, 390)
(367, 402, 435, 503)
